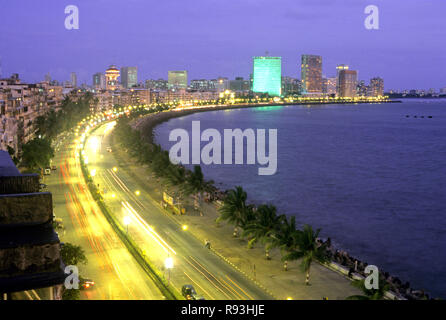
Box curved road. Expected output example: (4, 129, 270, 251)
(83, 121, 273, 300)
(45, 132, 165, 300)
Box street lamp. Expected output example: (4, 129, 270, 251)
(112, 166, 118, 172)
(135, 190, 141, 196)
(123, 216, 131, 234)
(165, 256, 174, 285)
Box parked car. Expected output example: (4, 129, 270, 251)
(44, 168, 51, 175)
(181, 284, 205, 300)
(51, 165, 57, 171)
(39, 183, 47, 189)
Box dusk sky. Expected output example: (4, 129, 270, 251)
(1, 0, 445, 90)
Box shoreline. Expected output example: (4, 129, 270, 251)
(128, 100, 433, 300)
(132, 99, 401, 141)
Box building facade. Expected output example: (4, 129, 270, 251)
(92, 73, 106, 90)
(105, 65, 120, 91)
(0, 75, 64, 154)
(229, 77, 251, 92)
(322, 77, 337, 96)
(338, 69, 358, 98)
(368, 77, 384, 97)
(145, 79, 168, 90)
(301, 55, 322, 94)
(120, 67, 138, 89)
(70, 72, 77, 88)
(168, 71, 188, 89)
(0, 151, 65, 300)
(252, 56, 282, 96)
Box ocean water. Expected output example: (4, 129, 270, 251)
(154, 99, 446, 298)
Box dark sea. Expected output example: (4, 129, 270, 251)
(154, 99, 446, 298)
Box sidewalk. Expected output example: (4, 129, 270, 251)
(111, 134, 362, 300)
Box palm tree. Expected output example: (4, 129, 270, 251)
(242, 204, 283, 259)
(217, 186, 253, 237)
(346, 277, 390, 300)
(183, 165, 214, 211)
(269, 216, 302, 269)
(166, 164, 186, 186)
(282, 224, 328, 285)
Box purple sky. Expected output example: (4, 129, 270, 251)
(1, 0, 445, 90)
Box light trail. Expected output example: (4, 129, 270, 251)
(188, 256, 245, 300)
(184, 257, 233, 300)
(121, 201, 177, 256)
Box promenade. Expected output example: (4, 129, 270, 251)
(109, 120, 362, 300)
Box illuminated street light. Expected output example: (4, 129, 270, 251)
(90, 169, 96, 177)
(111, 193, 116, 198)
(112, 166, 118, 172)
(135, 190, 141, 196)
(182, 225, 188, 231)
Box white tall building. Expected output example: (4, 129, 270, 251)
(70, 72, 77, 88)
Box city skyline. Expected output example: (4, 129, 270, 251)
(0, 0, 445, 90)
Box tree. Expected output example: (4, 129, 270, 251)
(269, 216, 302, 268)
(183, 165, 214, 210)
(217, 186, 253, 237)
(346, 277, 390, 300)
(282, 224, 328, 285)
(61, 243, 88, 266)
(242, 204, 283, 259)
(6, 146, 19, 165)
(166, 164, 186, 186)
(20, 137, 54, 172)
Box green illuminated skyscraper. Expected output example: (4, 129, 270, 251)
(252, 56, 282, 96)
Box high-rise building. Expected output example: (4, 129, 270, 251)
(252, 56, 282, 96)
(368, 77, 384, 97)
(168, 71, 188, 89)
(322, 77, 337, 95)
(338, 69, 358, 98)
(336, 64, 349, 95)
(105, 65, 120, 90)
(301, 55, 322, 94)
(70, 72, 77, 88)
(93, 72, 106, 90)
(121, 67, 138, 89)
(45, 73, 51, 83)
(357, 80, 368, 97)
